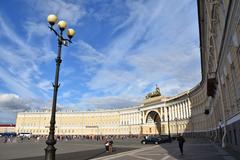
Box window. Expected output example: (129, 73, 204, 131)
(226, 134, 229, 143)
(231, 65, 240, 99)
(233, 129, 237, 145)
(229, 130, 232, 144)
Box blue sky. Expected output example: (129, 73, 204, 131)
(0, 0, 201, 123)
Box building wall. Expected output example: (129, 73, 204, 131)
(15, 96, 194, 136)
(195, 0, 240, 151)
(0, 125, 15, 133)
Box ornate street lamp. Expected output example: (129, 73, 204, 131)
(45, 14, 75, 160)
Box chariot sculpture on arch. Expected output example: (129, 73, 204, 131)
(145, 84, 161, 99)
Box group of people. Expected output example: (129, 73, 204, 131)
(1, 136, 18, 143)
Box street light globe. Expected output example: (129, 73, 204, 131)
(47, 14, 58, 26)
(58, 20, 67, 31)
(67, 28, 75, 39)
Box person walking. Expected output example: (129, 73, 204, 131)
(177, 134, 185, 155)
(105, 140, 109, 152)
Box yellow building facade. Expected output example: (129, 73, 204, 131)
(16, 93, 192, 137)
(0, 124, 15, 133)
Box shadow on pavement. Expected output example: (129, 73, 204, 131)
(12, 147, 138, 160)
(157, 138, 233, 160)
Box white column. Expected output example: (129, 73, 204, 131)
(129, 114, 131, 125)
(179, 103, 181, 119)
(176, 103, 180, 119)
(175, 104, 178, 119)
(125, 114, 127, 125)
(134, 113, 136, 124)
(182, 102, 184, 119)
(135, 113, 137, 124)
(137, 112, 139, 124)
(188, 99, 191, 117)
(122, 114, 124, 125)
(169, 106, 172, 120)
(133, 113, 135, 124)
(172, 105, 175, 120)
(165, 107, 167, 121)
(182, 102, 185, 119)
(181, 102, 184, 119)
(163, 108, 165, 121)
(179, 103, 182, 119)
(183, 101, 187, 118)
(131, 113, 132, 125)
(120, 114, 122, 125)
(174, 105, 177, 119)
(185, 101, 189, 118)
(180, 103, 183, 119)
(161, 108, 163, 121)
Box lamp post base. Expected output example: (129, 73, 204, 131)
(45, 145, 56, 160)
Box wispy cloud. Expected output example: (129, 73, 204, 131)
(84, 0, 201, 99)
(72, 40, 105, 69)
(0, 12, 56, 99)
(26, 0, 86, 26)
(0, 0, 201, 122)
(36, 80, 52, 92)
(24, 22, 50, 42)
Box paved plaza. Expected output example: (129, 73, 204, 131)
(0, 138, 237, 160)
(93, 139, 237, 160)
(0, 138, 141, 160)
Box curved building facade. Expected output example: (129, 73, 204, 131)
(16, 93, 192, 137)
(16, 0, 240, 151)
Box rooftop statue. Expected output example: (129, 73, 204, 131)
(145, 84, 161, 99)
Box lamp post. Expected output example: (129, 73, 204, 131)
(219, 120, 222, 144)
(45, 14, 75, 160)
(167, 107, 171, 140)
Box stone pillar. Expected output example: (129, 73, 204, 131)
(183, 102, 186, 119)
(180, 103, 183, 119)
(185, 101, 189, 118)
(177, 104, 180, 119)
(174, 105, 177, 120)
(169, 106, 172, 121)
(181, 103, 183, 119)
(188, 99, 191, 117)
